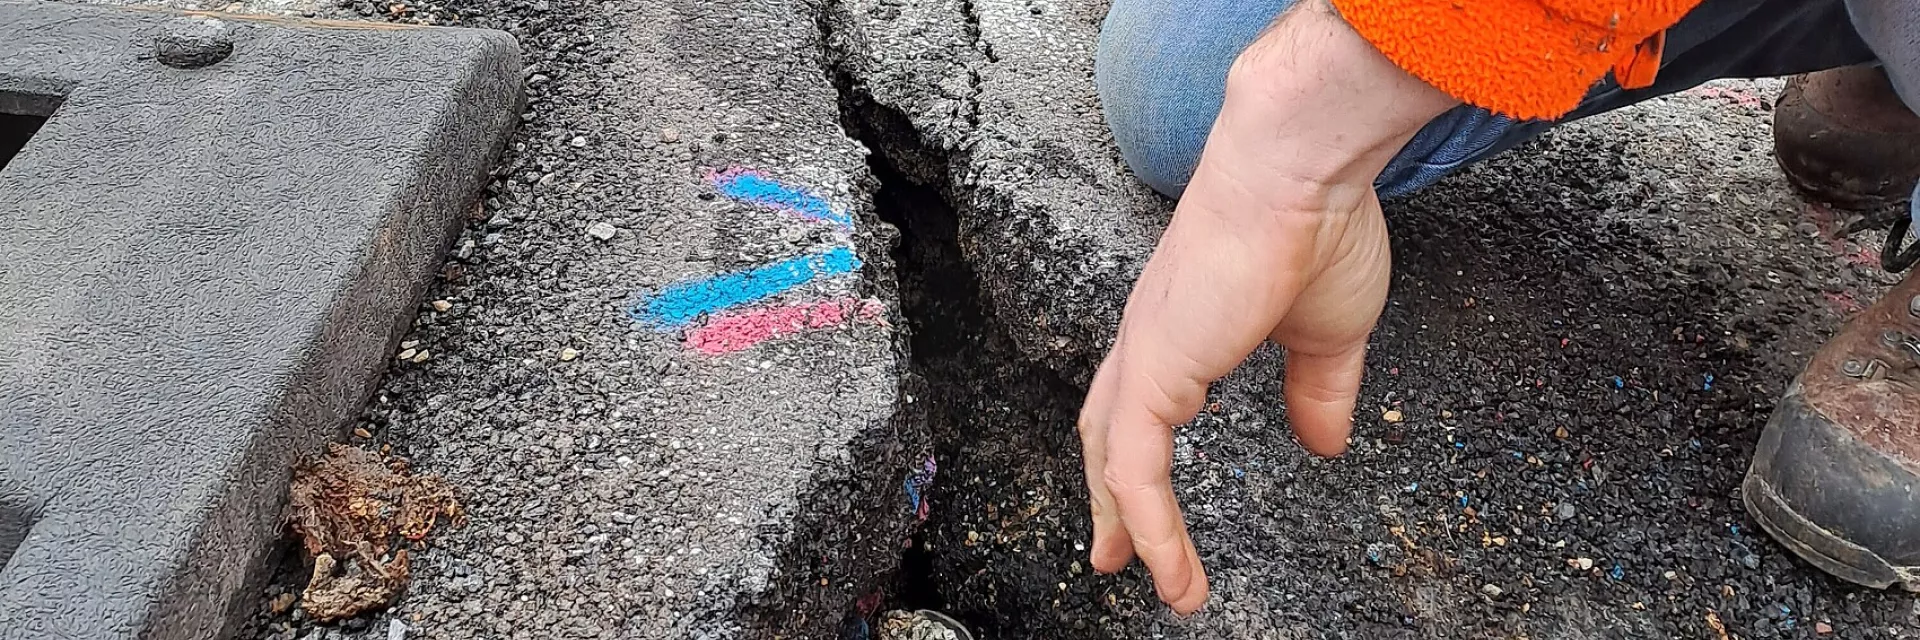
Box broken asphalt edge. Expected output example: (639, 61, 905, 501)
(707, 5, 942, 636)
(821, 0, 1166, 389)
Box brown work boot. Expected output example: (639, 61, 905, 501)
(1774, 65, 1920, 208)
(1744, 270, 1920, 590)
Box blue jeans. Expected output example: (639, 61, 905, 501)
(1095, 0, 1878, 201)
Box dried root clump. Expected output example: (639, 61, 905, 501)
(286, 443, 462, 621)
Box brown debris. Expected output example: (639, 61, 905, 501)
(268, 592, 297, 614)
(1704, 610, 1731, 640)
(302, 549, 411, 621)
(286, 443, 461, 621)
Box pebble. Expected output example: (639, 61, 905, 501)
(569, 136, 588, 147)
(560, 348, 580, 361)
(1569, 557, 1594, 571)
(1732, 542, 1761, 569)
(430, 300, 453, 313)
(153, 16, 234, 69)
(1815, 621, 1832, 635)
(660, 128, 681, 143)
(268, 592, 297, 614)
(1555, 502, 1577, 520)
(398, 348, 418, 360)
(587, 221, 618, 241)
(1381, 409, 1403, 423)
(1480, 584, 1503, 597)
(389, 619, 409, 640)
(411, 350, 432, 364)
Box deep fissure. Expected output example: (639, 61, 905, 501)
(851, 116, 1074, 634)
(824, 27, 1099, 632)
(833, 66, 988, 614)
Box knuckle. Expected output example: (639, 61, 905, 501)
(1101, 466, 1155, 496)
(1086, 488, 1115, 517)
(1139, 375, 1194, 427)
(1076, 413, 1100, 437)
(1290, 378, 1353, 406)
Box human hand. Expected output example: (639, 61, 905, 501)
(1076, 0, 1459, 614)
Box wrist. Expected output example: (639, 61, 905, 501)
(1216, 0, 1458, 189)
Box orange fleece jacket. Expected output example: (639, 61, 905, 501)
(1330, 0, 1698, 120)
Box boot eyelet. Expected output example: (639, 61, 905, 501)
(1841, 358, 1892, 379)
(1843, 359, 1867, 376)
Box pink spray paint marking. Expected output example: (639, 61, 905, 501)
(1825, 291, 1865, 316)
(1803, 203, 1886, 267)
(685, 297, 885, 355)
(1686, 85, 1765, 109)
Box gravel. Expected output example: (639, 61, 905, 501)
(892, 79, 1920, 638)
(144, 0, 1920, 635)
(226, 0, 923, 634)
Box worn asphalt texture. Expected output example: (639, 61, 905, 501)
(190, 0, 927, 636)
(101, 0, 1917, 635)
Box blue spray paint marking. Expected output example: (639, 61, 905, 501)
(711, 168, 853, 229)
(903, 457, 938, 520)
(629, 246, 862, 329)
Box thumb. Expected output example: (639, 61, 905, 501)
(1271, 204, 1390, 457)
(1281, 344, 1367, 457)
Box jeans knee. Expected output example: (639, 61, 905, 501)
(1094, 0, 1294, 198)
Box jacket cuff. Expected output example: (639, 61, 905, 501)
(1328, 0, 1694, 120)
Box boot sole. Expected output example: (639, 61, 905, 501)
(1744, 467, 1920, 591)
(1776, 157, 1909, 210)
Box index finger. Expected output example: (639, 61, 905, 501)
(1100, 357, 1211, 614)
